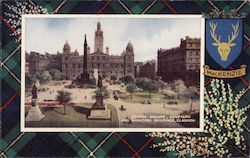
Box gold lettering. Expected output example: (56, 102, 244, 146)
(204, 65, 247, 78)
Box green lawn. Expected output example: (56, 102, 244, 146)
(119, 91, 190, 104)
(25, 103, 119, 128)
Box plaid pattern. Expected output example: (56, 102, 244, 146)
(1, 0, 250, 157)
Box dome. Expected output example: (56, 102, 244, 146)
(126, 40, 134, 52)
(63, 40, 71, 52)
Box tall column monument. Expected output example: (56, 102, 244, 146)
(80, 34, 90, 84)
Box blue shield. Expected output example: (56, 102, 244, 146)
(206, 19, 243, 69)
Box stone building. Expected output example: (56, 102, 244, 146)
(25, 62, 29, 74)
(139, 60, 156, 79)
(134, 62, 143, 78)
(27, 51, 61, 75)
(86, 41, 134, 80)
(28, 52, 50, 74)
(60, 41, 83, 79)
(27, 22, 134, 80)
(157, 36, 200, 86)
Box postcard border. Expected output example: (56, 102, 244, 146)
(21, 14, 205, 132)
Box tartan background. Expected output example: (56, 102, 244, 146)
(1, 0, 250, 157)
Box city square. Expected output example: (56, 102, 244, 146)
(25, 79, 200, 128)
(23, 17, 202, 129)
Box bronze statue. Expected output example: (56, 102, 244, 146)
(97, 76, 103, 89)
(32, 84, 37, 99)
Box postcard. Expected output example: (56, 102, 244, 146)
(21, 15, 204, 132)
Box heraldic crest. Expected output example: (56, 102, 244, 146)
(206, 19, 243, 69)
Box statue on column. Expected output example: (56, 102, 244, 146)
(97, 76, 103, 90)
(32, 84, 38, 99)
(26, 84, 45, 121)
(31, 84, 37, 106)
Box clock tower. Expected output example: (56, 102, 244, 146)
(94, 21, 104, 52)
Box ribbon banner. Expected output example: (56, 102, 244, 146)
(204, 65, 247, 78)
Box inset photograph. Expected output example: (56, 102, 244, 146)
(21, 15, 204, 132)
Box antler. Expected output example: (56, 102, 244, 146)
(209, 22, 221, 43)
(228, 21, 239, 43)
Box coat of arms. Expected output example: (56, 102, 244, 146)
(206, 19, 243, 68)
(204, 19, 246, 78)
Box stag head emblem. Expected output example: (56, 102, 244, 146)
(210, 21, 239, 62)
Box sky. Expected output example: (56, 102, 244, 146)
(25, 17, 201, 62)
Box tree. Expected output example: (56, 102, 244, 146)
(126, 84, 137, 100)
(120, 75, 134, 85)
(136, 78, 161, 92)
(49, 69, 62, 80)
(25, 74, 36, 88)
(38, 71, 52, 84)
(172, 79, 187, 99)
(183, 86, 199, 99)
(111, 75, 117, 81)
(158, 80, 168, 92)
(148, 80, 160, 91)
(136, 78, 150, 90)
(56, 90, 72, 115)
(89, 78, 97, 86)
(184, 86, 198, 113)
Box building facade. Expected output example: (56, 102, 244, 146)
(138, 60, 156, 79)
(134, 62, 143, 78)
(27, 22, 134, 80)
(157, 36, 200, 86)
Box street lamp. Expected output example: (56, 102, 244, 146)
(148, 75, 151, 99)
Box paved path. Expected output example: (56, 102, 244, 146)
(105, 84, 200, 128)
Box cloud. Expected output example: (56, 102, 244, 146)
(25, 17, 201, 62)
(132, 19, 201, 61)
